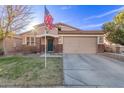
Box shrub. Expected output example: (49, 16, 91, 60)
(0, 48, 4, 55)
(22, 45, 37, 54)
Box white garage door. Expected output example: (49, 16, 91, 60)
(63, 36, 97, 54)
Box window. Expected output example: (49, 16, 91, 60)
(31, 37, 35, 45)
(27, 37, 30, 45)
(26, 37, 35, 46)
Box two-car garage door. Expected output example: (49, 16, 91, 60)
(63, 36, 97, 54)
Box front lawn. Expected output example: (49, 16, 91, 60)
(0, 56, 63, 87)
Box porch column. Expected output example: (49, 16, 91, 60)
(36, 37, 42, 53)
(97, 36, 105, 53)
(41, 37, 45, 53)
(54, 38, 58, 53)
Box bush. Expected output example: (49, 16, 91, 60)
(0, 48, 4, 55)
(22, 45, 37, 54)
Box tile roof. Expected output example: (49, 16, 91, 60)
(20, 22, 105, 35)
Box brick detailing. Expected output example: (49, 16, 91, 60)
(57, 44, 63, 53)
(22, 45, 37, 54)
(53, 38, 58, 53)
(53, 38, 62, 53)
(41, 45, 45, 53)
(97, 44, 105, 53)
(36, 37, 41, 52)
(35, 37, 63, 53)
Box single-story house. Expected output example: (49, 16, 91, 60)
(19, 23, 105, 54)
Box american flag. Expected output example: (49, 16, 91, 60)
(44, 6, 54, 30)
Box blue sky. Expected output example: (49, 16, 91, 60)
(27, 5, 124, 31)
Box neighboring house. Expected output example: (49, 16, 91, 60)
(20, 23, 105, 54)
(0, 36, 22, 55)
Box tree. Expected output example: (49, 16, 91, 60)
(0, 5, 33, 54)
(103, 11, 124, 45)
(114, 11, 124, 24)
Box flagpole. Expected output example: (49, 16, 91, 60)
(45, 29, 47, 68)
(44, 5, 53, 69)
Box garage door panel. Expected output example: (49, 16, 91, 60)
(63, 36, 97, 54)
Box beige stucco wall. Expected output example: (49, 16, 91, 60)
(63, 36, 97, 54)
(21, 25, 59, 45)
(5, 37, 14, 53)
(120, 46, 124, 53)
(20, 24, 77, 45)
(111, 45, 117, 53)
(105, 44, 124, 53)
(14, 37, 22, 51)
(33, 26, 58, 36)
(4, 37, 22, 54)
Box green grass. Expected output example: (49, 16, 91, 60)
(0, 56, 63, 87)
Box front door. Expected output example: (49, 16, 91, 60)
(47, 39, 53, 52)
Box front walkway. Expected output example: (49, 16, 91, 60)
(40, 53, 62, 57)
(63, 54, 124, 87)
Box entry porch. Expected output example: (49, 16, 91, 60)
(36, 36, 63, 53)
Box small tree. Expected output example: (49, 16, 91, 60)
(103, 11, 124, 45)
(0, 5, 33, 54)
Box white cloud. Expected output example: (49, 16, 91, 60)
(84, 6, 124, 20)
(61, 6, 71, 10)
(81, 23, 103, 28)
(26, 20, 40, 31)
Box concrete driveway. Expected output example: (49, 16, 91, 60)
(63, 54, 124, 87)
